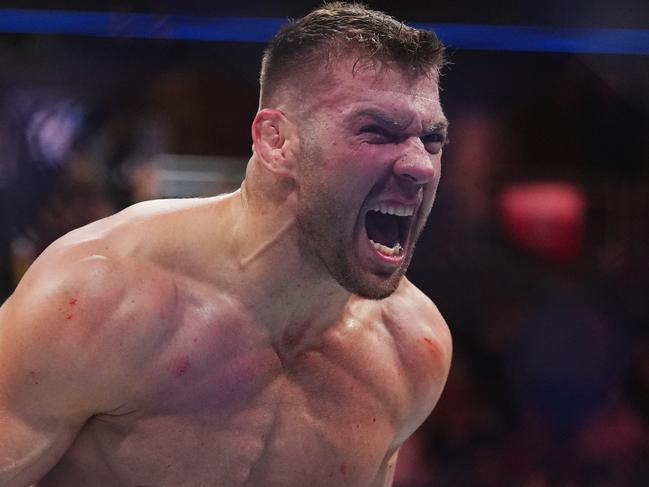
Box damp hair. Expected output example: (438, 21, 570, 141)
(259, 1, 446, 107)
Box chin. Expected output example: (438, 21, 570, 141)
(335, 266, 404, 300)
(323, 242, 411, 300)
(352, 281, 400, 300)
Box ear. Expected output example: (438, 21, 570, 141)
(251, 108, 297, 179)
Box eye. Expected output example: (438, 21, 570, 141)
(360, 125, 400, 144)
(421, 132, 448, 154)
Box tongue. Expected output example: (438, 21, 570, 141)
(365, 211, 400, 247)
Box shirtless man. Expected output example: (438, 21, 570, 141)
(0, 3, 452, 486)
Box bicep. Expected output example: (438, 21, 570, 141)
(0, 266, 113, 485)
(0, 319, 88, 487)
(0, 404, 80, 487)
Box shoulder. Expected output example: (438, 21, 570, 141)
(1, 224, 178, 414)
(376, 278, 452, 442)
(12, 200, 179, 319)
(380, 278, 452, 362)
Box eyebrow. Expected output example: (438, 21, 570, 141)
(424, 120, 450, 134)
(353, 108, 406, 128)
(352, 108, 449, 134)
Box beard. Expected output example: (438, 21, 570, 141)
(295, 165, 412, 300)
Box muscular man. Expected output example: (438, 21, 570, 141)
(0, 3, 452, 486)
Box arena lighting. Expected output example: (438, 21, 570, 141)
(0, 8, 648, 55)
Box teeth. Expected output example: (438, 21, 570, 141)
(370, 239, 403, 256)
(372, 203, 414, 217)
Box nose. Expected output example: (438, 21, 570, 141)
(392, 137, 438, 186)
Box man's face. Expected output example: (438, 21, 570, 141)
(293, 58, 448, 299)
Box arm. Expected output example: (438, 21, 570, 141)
(0, 252, 129, 487)
(387, 279, 452, 444)
(370, 450, 399, 487)
(372, 279, 453, 487)
(0, 404, 80, 487)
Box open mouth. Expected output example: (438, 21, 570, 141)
(364, 203, 415, 259)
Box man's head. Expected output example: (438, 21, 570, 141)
(250, 3, 448, 299)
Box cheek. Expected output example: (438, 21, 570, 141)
(340, 145, 397, 182)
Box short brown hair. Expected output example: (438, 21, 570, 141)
(259, 2, 446, 107)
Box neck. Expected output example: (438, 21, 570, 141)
(227, 184, 351, 355)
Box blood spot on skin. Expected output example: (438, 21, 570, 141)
(175, 358, 192, 377)
(339, 463, 347, 475)
(29, 370, 39, 385)
(421, 337, 438, 355)
(193, 337, 198, 343)
(69, 298, 77, 305)
(65, 314, 73, 320)
(372, 417, 377, 423)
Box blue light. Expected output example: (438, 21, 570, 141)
(0, 8, 648, 55)
(416, 23, 649, 55)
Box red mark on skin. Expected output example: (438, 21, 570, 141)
(69, 298, 77, 305)
(372, 417, 376, 423)
(339, 463, 347, 475)
(421, 337, 438, 355)
(420, 338, 442, 375)
(65, 314, 73, 320)
(193, 337, 198, 343)
(175, 358, 192, 377)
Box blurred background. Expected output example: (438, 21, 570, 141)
(1, 1, 648, 485)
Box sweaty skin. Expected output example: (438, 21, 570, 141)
(0, 60, 452, 487)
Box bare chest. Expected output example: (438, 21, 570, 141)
(48, 312, 402, 487)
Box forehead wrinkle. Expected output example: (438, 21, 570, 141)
(365, 85, 440, 103)
(360, 84, 444, 132)
(289, 59, 443, 129)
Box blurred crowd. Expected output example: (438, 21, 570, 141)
(393, 60, 649, 484)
